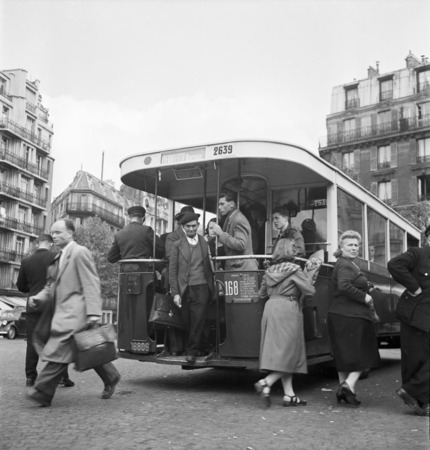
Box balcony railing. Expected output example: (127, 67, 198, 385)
(0, 182, 47, 208)
(417, 154, 430, 164)
(0, 117, 51, 152)
(0, 85, 12, 101)
(377, 161, 391, 170)
(346, 98, 360, 109)
(26, 101, 37, 114)
(66, 202, 125, 227)
(0, 149, 49, 179)
(0, 246, 23, 262)
(0, 216, 44, 235)
(321, 113, 430, 147)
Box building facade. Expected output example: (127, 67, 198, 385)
(319, 51, 430, 218)
(0, 69, 54, 298)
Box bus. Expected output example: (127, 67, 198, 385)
(116, 140, 420, 369)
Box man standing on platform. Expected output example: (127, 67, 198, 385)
(169, 212, 214, 363)
(16, 234, 74, 388)
(209, 191, 258, 271)
(107, 205, 164, 262)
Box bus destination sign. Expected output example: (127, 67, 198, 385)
(161, 146, 206, 165)
(223, 272, 259, 304)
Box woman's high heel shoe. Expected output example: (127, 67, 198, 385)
(283, 394, 307, 407)
(337, 382, 361, 407)
(254, 380, 271, 407)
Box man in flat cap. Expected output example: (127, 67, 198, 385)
(107, 205, 164, 263)
(168, 212, 214, 363)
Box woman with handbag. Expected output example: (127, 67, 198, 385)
(328, 230, 380, 407)
(254, 238, 318, 408)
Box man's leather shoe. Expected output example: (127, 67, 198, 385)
(396, 387, 425, 416)
(185, 354, 196, 364)
(421, 403, 430, 417)
(26, 387, 51, 407)
(26, 378, 35, 387)
(59, 378, 75, 387)
(101, 375, 121, 400)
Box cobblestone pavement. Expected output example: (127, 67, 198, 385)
(0, 338, 428, 450)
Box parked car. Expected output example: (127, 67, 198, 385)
(0, 307, 27, 339)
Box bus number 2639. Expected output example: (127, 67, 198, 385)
(214, 145, 233, 156)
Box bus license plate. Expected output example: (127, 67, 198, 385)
(130, 340, 150, 354)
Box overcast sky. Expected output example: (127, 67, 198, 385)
(1, 0, 429, 198)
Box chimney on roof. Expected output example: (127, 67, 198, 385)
(405, 50, 421, 69)
(367, 65, 379, 78)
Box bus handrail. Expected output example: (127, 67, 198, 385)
(118, 258, 167, 263)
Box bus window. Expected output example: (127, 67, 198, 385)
(390, 222, 405, 257)
(337, 188, 363, 256)
(368, 208, 387, 265)
(272, 186, 328, 257)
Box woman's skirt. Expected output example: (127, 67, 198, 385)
(328, 313, 381, 372)
(259, 296, 307, 374)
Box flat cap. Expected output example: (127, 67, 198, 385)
(179, 212, 200, 225)
(175, 205, 195, 222)
(127, 205, 146, 217)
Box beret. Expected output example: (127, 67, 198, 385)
(179, 212, 200, 225)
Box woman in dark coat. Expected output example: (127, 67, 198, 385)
(328, 230, 380, 407)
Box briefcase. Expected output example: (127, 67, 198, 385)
(73, 324, 118, 372)
(149, 293, 185, 330)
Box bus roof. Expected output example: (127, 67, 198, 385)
(119, 139, 420, 238)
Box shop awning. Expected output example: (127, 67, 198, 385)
(0, 296, 26, 308)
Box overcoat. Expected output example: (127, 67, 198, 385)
(33, 241, 102, 363)
(217, 209, 258, 271)
(169, 235, 214, 298)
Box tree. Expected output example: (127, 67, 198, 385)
(399, 201, 430, 244)
(74, 216, 119, 300)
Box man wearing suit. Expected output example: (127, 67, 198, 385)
(26, 219, 120, 407)
(169, 212, 214, 363)
(16, 234, 74, 388)
(209, 191, 258, 271)
(107, 205, 164, 262)
(387, 225, 430, 417)
(164, 205, 195, 260)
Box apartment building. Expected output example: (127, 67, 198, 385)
(0, 69, 54, 300)
(319, 51, 430, 217)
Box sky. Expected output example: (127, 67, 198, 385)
(1, 0, 429, 198)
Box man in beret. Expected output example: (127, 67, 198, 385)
(168, 212, 214, 363)
(107, 205, 164, 262)
(164, 205, 195, 260)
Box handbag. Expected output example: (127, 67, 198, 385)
(73, 323, 118, 372)
(396, 291, 430, 332)
(148, 292, 185, 330)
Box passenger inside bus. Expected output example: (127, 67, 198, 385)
(301, 218, 326, 258)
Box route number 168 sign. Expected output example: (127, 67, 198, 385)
(223, 272, 259, 303)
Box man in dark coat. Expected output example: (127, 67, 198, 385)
(107, 205, 164, 262)
(16, 234, 74, 388)
(27, 219, 121, 407)
(387, 225, 430, 417)
(169, 212, 214, 363)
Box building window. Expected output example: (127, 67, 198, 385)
(417, 69, 430, 93)
(345, 86, 359, 109)
(343, 118, 356, 141)
(377, 145, 391, 169)
(418, 174, 430, 201)
(378, 110, 392, 133)
(16, 236, 25, 254)
(417, 138, 430, 163)
(380, 78, 393, 101)
(417, 102, 430, 124)
(21, 176, 30, 192)
(378, 181, 391, 204)
(342, 152, 354, 170)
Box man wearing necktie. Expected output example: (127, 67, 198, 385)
(26, 219, 120, 407)
(169, 212, 214, 363)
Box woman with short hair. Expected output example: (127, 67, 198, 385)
(328, 230, 380, 407)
